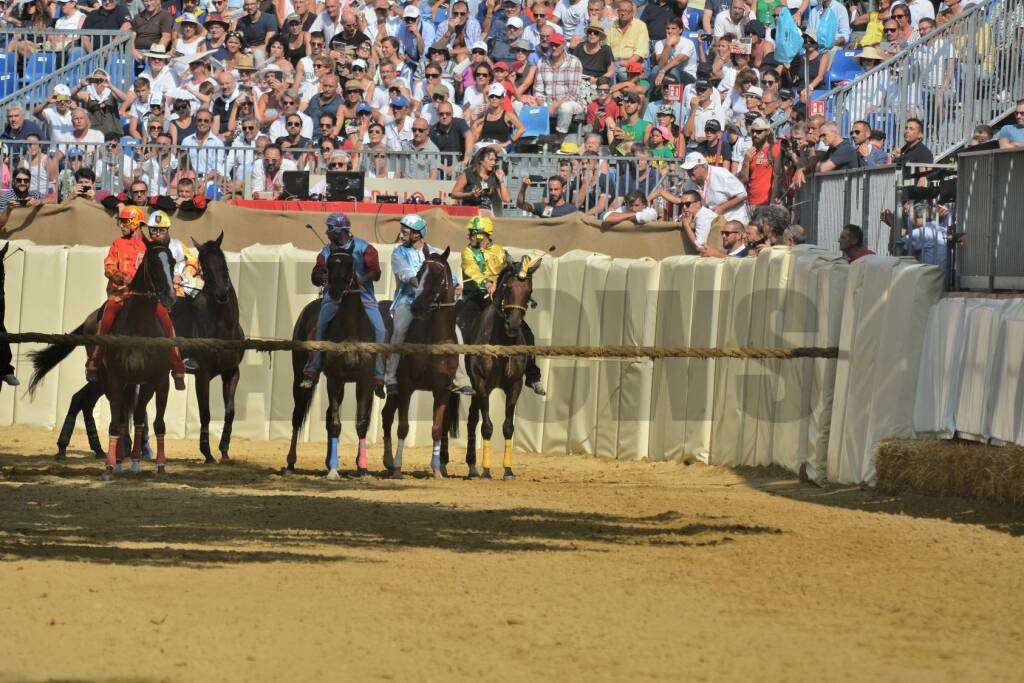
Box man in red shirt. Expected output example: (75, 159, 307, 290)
(585, 77, 618, 134)
(737, 116, 780, 211)
(839, 224, 876, 262)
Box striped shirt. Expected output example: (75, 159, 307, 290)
(534, 53, 583, 106)
(0, 188, 42, 212)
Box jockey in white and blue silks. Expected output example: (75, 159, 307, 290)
(385, 212, 472, 395)
(301, 211, 387, 396)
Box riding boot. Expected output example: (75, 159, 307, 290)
(89, 298, 123, 382)
(155, 303, 187, 389)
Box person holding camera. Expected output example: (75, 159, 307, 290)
(516, 174, 577, 217)
(451, 147, 509, 214)
(0, 169, 47, 216)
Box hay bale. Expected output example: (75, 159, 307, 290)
(877, 439, 1024, 507)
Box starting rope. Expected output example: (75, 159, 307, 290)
(0, 333, 839, 360)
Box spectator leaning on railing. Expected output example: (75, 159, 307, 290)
(997, 100, 1024, 149)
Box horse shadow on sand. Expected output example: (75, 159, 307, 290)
(0, 452, 784, 568)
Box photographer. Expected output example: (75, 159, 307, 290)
(0, 169, 48, 223)
(74, 68, 128, 138)
(67, 168, 98, 204)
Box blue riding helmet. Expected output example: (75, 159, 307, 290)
(325, 211, 352, 236)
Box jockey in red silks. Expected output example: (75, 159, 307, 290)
(86, 206, 187, 390)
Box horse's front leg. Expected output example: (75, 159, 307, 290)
(381, 395, 397, 472)
(218, 368, 240, 462)
(195, 371, 215, 464)
(430, 390, 448, 479)
(324, 376, 343, 480)
(131, 384, 156, 474)
(466, 395, 480, 478)
(478, 391, 494, 480)
(153, 378, 169, 477)
(354, 378, 372, 478)
(502, 381, 523, 481)
(390, 391, 413, 479)
(101, 387, 123, 481)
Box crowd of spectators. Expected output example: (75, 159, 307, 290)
(0, 0, 1022, 257)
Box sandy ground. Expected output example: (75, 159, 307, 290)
(1, 425, 1023, 683)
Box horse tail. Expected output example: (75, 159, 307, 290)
(447, 392, 461, 439)
(27, 320, 86, 396)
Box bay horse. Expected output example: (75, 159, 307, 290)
(189, 232, 245, 464)
(30, 237, 178, 479)
(381, 246, 460, 479)
(285, 242, 376, 479)
(465, 256, 542, 480)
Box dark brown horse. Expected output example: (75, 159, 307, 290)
(381, 246, 460, 479)
(285, 243, 377, 479)
(465, 257, 542, 480)
(189, 232, 245, 463)
(31, 237, 177, 479)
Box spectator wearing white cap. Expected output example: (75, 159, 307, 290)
(173, 13, 207, 67)
(490, 13, 525, 63)
(397, 3, 435, 63)
(468, 82, 525, 152)
(680, 151, 749, 223)
(33, 85, 76, 142)
(459, 40, 492, 95)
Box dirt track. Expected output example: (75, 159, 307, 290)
(1, 425, 1023, 682)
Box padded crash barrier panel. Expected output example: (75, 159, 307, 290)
(0, 242, 946, 484)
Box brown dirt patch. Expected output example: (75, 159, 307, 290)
(1, 425, 1023, 681)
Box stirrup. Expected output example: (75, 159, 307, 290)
(85, 364, 99, 383)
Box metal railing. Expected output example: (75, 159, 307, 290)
(792, 165, 902, 255)
(0, 29, 134, 121)
(822, 0, 1024, 159)
(956, 146, 1024, 290)
(0, 138, 664, 214)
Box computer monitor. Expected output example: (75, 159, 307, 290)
(326, 171, 365, 202)
(281, 171, 309, 200)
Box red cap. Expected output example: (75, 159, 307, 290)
(493, 60, 510, 71)
(625, 61, 644, 74)
(548, 32, 565, 45)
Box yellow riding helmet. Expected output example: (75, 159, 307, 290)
(116, 205, 147, 231)
(146, 210, 173, 230)
(466, 215, 493, 236)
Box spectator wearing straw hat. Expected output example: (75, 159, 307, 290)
(140, 44, 181, 100)
(572, 21, 614, 83)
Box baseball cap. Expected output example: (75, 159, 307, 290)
(470, 40, 488, 53)
(487, 83, 505, 97)
(67, 148, 84, 159)
(148, 93, 164, 106)
(430, 83, 450, 97)
(744, 19, 765, 38)
(548, 32, 565, 45)
(390, 94, 410, 108)
(681, 151, 708, 170)
(355, 102, 372, 114)
(402, 4, 419, 17)
(743, 85, 764, 98)
(492, 60, 510, 71)
(511, 39, 532, 52)
(506, 16, 524, 29)
(704, 119, 722, 133)
(177, 12, 200, 23)
(351, 58, 368, 70)
(284, 12, 301, 23)
(657, 104, 675, 116)
(619, 91, 640, 103)
(53, 84, 71, 99)
(749, 116, 772, 131)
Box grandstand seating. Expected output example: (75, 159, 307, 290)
(0, 53, 16, 100)
(828, 49, 863, 88)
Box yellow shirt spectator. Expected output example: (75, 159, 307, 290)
(606, 6, 650, 61)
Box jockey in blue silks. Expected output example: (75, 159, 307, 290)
(385, 212, 472, 396)
(301, 211, 386, 397)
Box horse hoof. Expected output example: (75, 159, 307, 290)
(219, 454, 231, 463)
(481, 468, 492, 480)
(100, 469, 114, 481)
(54, 448, 67, 461)
(440, 465, 449, 478)
(432, 469, 445, 480)
(389, 468, 404, 480)
(325, 469, 340, 481)
(503, 469, 516, 481)
(93, 451, 106, 460)
(202, 456, 216, 465)
(467, 466, 480, 479)
(155, 468, 167, 479)
(356, 468, 372, 479)
(281, 467, 294, 477)
(113, 462, 123, 473)
(131, 460, 142, 474)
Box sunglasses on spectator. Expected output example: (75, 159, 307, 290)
(586, 29, 601, 36)
(13, 177, 29, 183)
(412, 127, 428, 132)
(131, 187, 148, 194)
(196, 117, 213, 123)
(535, 12, 547, 17)
(283, 99, 297, 106)
(404, 16, 417, 22)
(597, 88, 610, 94)
(438, 111, 453, 116)
(286, 121, 301, 127)
(681, 200, 699, 206)
(452, 10, 466, 15)
(472, 48, 487, 55)
(487, 94, 502, 100)
(329, 162, 347, 168)
(351, 65, 365, 71)
(432, 94, 446, 101)
(883, 27, 897, 32)
(425, 73, 441, 79)
(475, 72, 490, 78)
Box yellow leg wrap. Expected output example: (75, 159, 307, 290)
(503, 439, 513, 468)
(482, 441, 491, 469)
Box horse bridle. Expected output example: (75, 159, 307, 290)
(415, 257, 456, 316)
(326, 249, 362, 300)
(200, 249, 232, 304)
(131, 245, 171, 300)
(493, 267, 531, 325)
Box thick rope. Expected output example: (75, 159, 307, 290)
(0, 332, 839, 360)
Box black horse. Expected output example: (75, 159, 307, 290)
(189, 232, 245, 464)
(285, 242, 377, 478)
